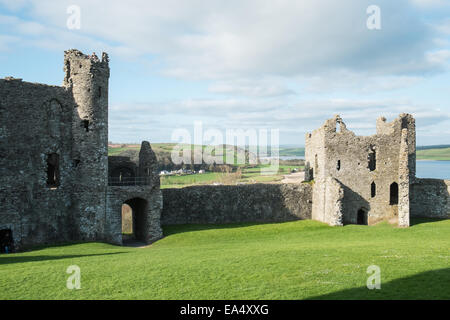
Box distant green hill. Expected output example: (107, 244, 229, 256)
(109, 144, 450, 161)
(108, 143, 259, 170)
(277, 147, 305, 157)
(417, 147, 450, 161)
(417, 144, 450, 151)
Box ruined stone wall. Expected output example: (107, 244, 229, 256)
(398, 128, 411, 227)
(305, 125, 326, 222)
(161, 183, 312, 225)
(106, 141, 163, 245)
(323, 177, 344, 226)
(108, 156, 138, 179)
(411, 179, 450, 219)
(0, 50, 110, 250)
(305, 114, 415, 226)
(0, 79, 77, 249)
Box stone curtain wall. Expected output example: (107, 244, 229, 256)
(161, 183, 312, 225)
(411, 179, 450, 219)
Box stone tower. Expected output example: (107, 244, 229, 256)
(304, 114, 416, 227)
(63, 49, 110, 240)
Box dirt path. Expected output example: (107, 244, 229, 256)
(281, 171, 305, 184)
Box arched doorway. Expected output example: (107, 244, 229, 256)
(121, 198, 148, 244)
(357, 208, 368, 225)
(121, 204, 133, 240)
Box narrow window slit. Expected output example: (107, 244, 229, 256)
(371, 182, 376, 198)
(46, 153, 60, 187)
(390, 182, 398, 205)
(82, 120, 89, 132)
(368, 145, 376, 171)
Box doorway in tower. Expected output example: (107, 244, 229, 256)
(357, 208, 368, 225)
(121, 198, 148, 245)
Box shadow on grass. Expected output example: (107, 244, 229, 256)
(308, 268, 450, 300)
(0, 252, 127, 265)
(410, 217, 448, 226)
(162, 220, 301, 237)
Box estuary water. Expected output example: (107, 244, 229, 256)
(416, 160, 450, 180)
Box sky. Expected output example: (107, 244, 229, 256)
(1, 0, 450, 146)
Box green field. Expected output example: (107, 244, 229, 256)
(1, 219, 449, 300)
(417, 147, 450, 161)
(278, 147, 305, 157)
(160, 165, 301, 188)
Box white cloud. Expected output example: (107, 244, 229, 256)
(2, 0, 450, 144)
(208, 79, 296, 97)
(0, 34, 19, 51)
(425, 49, 450, 65)
(409, 0, 449, 8)
(304, 73, 424, 94)
(1, 0, 446, 79)
(108, 97, 450, 144)
(436, 19, 450, 35)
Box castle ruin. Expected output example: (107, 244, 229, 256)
(304, 114, 416, 227)
(0, 50, 162, 251)
(1, 49, 449, 252)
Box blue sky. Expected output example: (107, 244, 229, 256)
(1, 0, 450, 146)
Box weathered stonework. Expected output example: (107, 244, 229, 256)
(161, 183, 312, 225)
(305, 114, 416, 227)
(323, 177, 345, 226)
(411, 178, 450, 219)
(0, 50, 161, 251)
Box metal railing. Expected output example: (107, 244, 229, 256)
(108, 176, 150, 186)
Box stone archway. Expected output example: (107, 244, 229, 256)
(122, 197, 148, 244)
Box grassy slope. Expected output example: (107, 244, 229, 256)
(160, 165, 300, 188)
(1, 219, 449, 300)
(417, 147, 450, 161)
(109, 144, 306, 159)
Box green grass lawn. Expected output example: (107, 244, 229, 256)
(1, 219, 449, 300)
